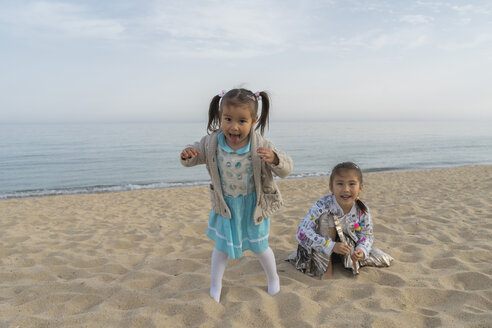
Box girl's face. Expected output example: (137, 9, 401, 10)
(220, 104, 257, 150)
(330, 169, 364, 214)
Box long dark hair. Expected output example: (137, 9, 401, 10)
(207, 88, 270, 135)
(329, 162, 368, 214)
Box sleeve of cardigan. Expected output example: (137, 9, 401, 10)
(180, 135, 208, 167)
(269, 147, 293, 178)
(263, 139, 293, 178)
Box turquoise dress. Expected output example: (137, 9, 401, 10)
(206, 132, 270, 259)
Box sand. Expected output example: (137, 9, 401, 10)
(1, 165, 491, 328)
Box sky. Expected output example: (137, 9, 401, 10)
(1, 0, 491, 123)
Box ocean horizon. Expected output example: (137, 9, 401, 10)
(1, 120, 491, 199)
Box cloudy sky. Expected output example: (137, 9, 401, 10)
(1, 0, 491, 123)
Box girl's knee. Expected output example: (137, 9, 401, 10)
(254, 247, 272, 255)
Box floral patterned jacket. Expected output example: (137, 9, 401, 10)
(296, 193, 374, 259)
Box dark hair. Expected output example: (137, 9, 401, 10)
(207, 88, 270, 135)
(329, 162, 368, 214)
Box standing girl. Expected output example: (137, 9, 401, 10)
(180, 88, 293, 302)
(292, 162, 377, 279)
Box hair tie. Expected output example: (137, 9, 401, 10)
(246, 92, 262, 102)
(218, 90, 226, 98)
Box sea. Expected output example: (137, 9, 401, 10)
(1, 120, 491, 199)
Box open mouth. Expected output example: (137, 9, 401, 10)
(340, 195, 352, 201)
(229, 133, 241, 144)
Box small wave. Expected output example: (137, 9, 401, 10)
(3, 163, 490, 200)
(0, 181, 210, 200)
(363, 167, 405, 173)
(0, 168, 403, 199)
(286, 172, 331, 179)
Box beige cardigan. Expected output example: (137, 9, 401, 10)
(180, 130, 293, 225)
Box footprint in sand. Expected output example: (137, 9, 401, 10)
(419, 308, 439, 316)
(428, 258, 466, 270)
(370, 270, 405, 287)
(72, 258, 108, 268)
(439, 271, 492, 291)
(103, 291, 153, 311)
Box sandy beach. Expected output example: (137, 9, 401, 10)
(1, 165, 491, 328)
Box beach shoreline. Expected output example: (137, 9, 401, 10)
(1, 165, 491, 327)
(2, 163, 491, 201)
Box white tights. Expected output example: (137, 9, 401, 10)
(209, 247, 280, 303)
(210, 248, 229, 303)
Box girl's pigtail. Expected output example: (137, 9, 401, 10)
(356, 198, 368, 214)
(255, 91, 270, 135)
(207, 95, 221, 134)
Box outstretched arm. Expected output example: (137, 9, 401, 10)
(180, 137, 207, 167)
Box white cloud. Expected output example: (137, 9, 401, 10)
(0, 1, 125, 40)
(415, 1, 492, 15)
(441, 32, 492, 50)
(1, 0, 490, 56)
(0, 0, 308, 58)
(400, 14, 434, 24)
(458, 17, 472, 25)
(451, 4, 491, 15)
(414, 1, 446, 12)
(134, 0, 299, 58)
(330, 28, 431, 51)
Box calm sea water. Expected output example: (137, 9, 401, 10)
(1, 120, 491, 199)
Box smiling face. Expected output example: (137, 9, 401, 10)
(220, 104, 257, 150)
(330, 169, 364, 214)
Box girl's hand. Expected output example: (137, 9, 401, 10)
(181, 147, 200, 160)
(351, 249, 364, 262)
(333, 242, 351, 255)
(257, 147, 279, 165)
